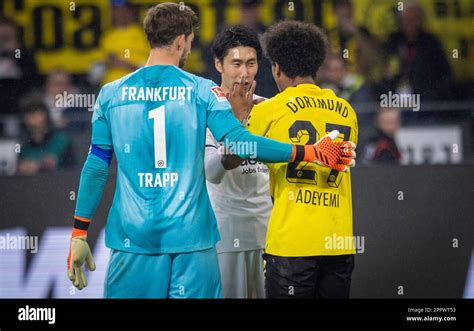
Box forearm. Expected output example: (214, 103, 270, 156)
(68, 152, 106, 287)
(221, 154, 244, 169)
(221, 124, 293, 163)
(207, 109, 314, 164)
(205, 147, 227, 184)
(207, 106, 356, 172)
(73, 152, 110, 234)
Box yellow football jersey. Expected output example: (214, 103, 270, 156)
(246, 84, 358, 257)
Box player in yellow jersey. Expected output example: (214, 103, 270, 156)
(246, 21, 358, 298)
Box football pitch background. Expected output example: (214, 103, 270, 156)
(0, 165, 472, 298)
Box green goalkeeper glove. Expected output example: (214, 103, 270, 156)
(67, 233, 96, 290)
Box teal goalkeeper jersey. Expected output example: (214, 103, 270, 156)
(91, 65, 240, 254)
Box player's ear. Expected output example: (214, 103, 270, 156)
(175, 34, 186, 51)
(214, 58, 223, 74)
(272, 62, 282, 78)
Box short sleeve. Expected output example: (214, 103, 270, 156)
(353, 112, 359, 147)
(344, 101, 358, 146)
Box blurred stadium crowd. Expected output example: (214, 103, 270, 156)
(0, 0, 472, 175)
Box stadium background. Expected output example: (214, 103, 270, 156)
(1, 0, 472, 80)
(0, 0, 472, 298)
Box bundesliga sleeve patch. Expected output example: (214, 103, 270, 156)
(211, 86, 227, 102)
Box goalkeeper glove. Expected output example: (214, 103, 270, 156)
(67, 217, 96, 290)
(291, 130, 356, 172)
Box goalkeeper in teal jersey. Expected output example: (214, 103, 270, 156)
(66, 3, 355, 298)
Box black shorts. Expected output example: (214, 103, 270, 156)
(263, 253, 355, 299)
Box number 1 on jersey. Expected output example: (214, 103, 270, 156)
(149, 106, 167, 168)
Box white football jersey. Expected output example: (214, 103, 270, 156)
(205, 95, 272, 253)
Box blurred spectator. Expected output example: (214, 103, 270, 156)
(327, 0, 383, 83)
(382, 1, 453, 101)
(0, 16, 39, 135)
(44, 69, 78, 128)
(363, 108, 402, 165)
(17, 95, 75, 175)
(239, 0, 278, 97)
(319, 54, 376, 104)
(240, 0, 266, 35)
(89, 1, 149, 86)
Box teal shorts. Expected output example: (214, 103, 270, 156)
(104, 246, 222, 298)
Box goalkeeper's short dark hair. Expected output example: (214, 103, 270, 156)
(262, 20, 328, 79)
(211, 25, 262, 63)
(144, 2, 198, 48)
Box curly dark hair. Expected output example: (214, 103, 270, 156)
(211, 25, 262, 63)
(262, 20, 328, 79)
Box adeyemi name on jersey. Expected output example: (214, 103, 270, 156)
(138, 172, 179, 188)
(295, 189, 340, 208)
(286, 96, 348, 118)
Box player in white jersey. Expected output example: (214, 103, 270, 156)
(205, 26, 270, 298)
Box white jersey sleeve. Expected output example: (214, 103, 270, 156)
(205, 129, 227, 184)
